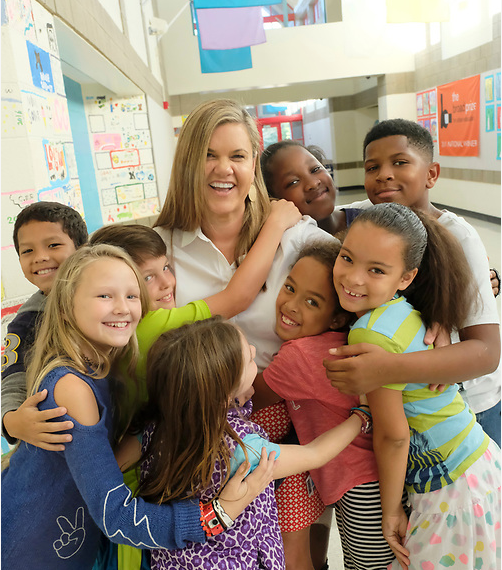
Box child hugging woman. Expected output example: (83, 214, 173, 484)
(332, 203, 500, 569)
(2, 245, 275, 570)
(119, 317, 372, 570)
(253, 241, 405, 570)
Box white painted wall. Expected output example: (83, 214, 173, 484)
(97, 0, 123, 32)
(441, 0, 493, 60)
(122, 0, 149, 65)
(302, 99, 334, 160)
(147, 95, 176, 204)
(161, 15, 419, 97)
(378, 93, 417, 121)
(141, 0, 163, 83)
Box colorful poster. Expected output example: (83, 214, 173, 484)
(485, 75, 494, 102)
(26, 41, 54, 93)
(486, 105, 495, 132)
(416, 88, 437, 142)
(110, 149, 140, 169)
(437, 75, 480, 157)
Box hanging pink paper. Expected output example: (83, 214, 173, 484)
(197, 6, 266, 50)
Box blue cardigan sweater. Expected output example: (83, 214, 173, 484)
(1, 366, 205, 570)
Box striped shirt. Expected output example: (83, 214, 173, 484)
(349, 296, 489, 494)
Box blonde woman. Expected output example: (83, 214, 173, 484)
(154, 99, 336, 570)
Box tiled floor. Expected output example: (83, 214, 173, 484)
(325, 189, 501, 569)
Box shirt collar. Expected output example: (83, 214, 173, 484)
(179, 227, 208, 248)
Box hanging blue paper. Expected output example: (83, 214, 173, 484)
(194, 0, 281, 8)
(199, 44, 252, 73)
(195, 8, 252, 73)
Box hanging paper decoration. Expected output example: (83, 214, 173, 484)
(193, 0, 281, 8)
(194, 8, 252, 73)
(197, 7, 265, 50)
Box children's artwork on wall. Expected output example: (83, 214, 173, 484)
(93, 133, 122, 151)
(43, 139, 68, 183)
(110, 149, 140, 169)
(26, 40, 54, 94)
(416, 88, 438, 143)
(88, 114, 106, 132)
(485, 75, 494, 103)
(496, 73, 501, 101)
(82, 90, 160, 222)
(2, 91, 25, 137)
(3, 0, 36, 41)
(63, 142, 79, 179)
(486, 105, 495, 132)
(20, 89, 52, 136)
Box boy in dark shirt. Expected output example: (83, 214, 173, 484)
(1, 202, 88, 449)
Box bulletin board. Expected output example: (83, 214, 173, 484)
(416, 68, 500, 170)
(83, 90, 160, 224)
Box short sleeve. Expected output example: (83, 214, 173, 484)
(230, 434, 281, 477)
(263, 343, 315, 401)
(348, 327, 407, 391)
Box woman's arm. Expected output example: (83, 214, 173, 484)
(272, 413, 363, 480)
(324, 323, 500, 395)
(368, 387, 410, 569)
(204, 200, 301, 318)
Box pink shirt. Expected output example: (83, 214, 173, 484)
(263, 331, 379, 505)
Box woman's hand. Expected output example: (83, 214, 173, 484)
(382, 508, 410, 569)
(268, 199, 302, 232)
(3, 390, 73, 451)
(218, 447, 276, 521)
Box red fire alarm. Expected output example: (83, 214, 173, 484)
(163, 101, 169, 110)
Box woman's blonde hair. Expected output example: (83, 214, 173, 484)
(26, 244, 150, 398)
(137, 317, 248, 503)
(154, 99, 271, 261)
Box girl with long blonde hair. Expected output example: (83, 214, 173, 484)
(2, 245, 274, 570)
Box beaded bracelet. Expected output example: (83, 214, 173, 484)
(200, 501, 225, 537)
(350, 407, 373, 434)
(213, 498, 234, 529)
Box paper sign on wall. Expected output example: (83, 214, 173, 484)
(437, 75, 480, 157)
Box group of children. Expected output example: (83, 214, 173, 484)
(1, 118, 500, 570)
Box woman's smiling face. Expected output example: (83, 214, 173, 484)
(204, 122, 256, 221)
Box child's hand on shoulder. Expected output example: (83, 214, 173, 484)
(3, 390, 74, 451)
(268, 199, 302, 231)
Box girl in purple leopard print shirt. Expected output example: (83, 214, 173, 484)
(129, 317, 369, 570)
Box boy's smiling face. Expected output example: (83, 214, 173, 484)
(364, 135, 439, 211)
(17, 220, 77, 294)
(137, 255, 176, 310)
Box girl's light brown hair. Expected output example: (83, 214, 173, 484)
(26, 244, 150, 397)
(153, 99, 271, 262)
(138, 317, 247, 503)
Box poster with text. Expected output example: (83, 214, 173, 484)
(437, 75, 480, 156)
